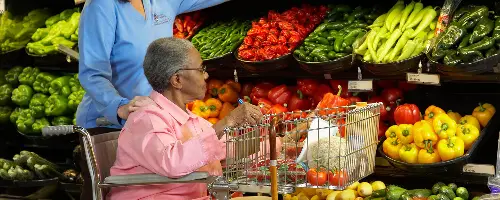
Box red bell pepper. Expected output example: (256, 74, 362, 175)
(329, 80, 349, 98)
(297, 79, 318, 97)
(313, 84, 333, 105)
(367, 96, 389, 121)
(257, 98, 273, 114)
(250, 82, 274, 104)
(269, 104, 288, 114)
(381, 88, 404, 108)
(288, 90, 312, 111)
(268, 84, 292, 106)
(394, 104, 421, 125)
(240, 83, 254, 97)
(316, 86, 350, 116)
(397, 81, 418, 91)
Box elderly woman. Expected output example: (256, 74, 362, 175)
(108, 37, 279, 200)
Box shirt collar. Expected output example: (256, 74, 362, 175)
(150, 91, 197, 124)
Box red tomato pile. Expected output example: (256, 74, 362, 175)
(247, 159, 304, 182)
(238, 5, 328, 61)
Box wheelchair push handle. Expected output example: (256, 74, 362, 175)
(42, 125, 75, 136)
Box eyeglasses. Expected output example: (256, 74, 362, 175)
(176, 65, 207, 74)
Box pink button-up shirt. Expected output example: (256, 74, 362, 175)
(108, 91, 281, 200)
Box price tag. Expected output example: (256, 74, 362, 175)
(462, 164, 495, 175)
(406, 72, 440, 85)
(0, 0, 5, 14)
(74, 0, 85, 5)
(58, 44, 79, 61)
(348, 80, 373, 92)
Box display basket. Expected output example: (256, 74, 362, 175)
(221, 102, 382, 194)
(378, 111, 498, 173)
(0, 177, 58, 188)
(293, 53, 354, 75)
(428, 53, 500, 76)
(204, 49, 243, 72)
(26, 46, 79, 70)
(234, 50, 295, 73)
(360, 54, 423, 76)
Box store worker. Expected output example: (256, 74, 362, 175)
(77, 0, 230, 129)
(107, 37, 277, 200)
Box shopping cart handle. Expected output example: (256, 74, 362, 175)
(42, 125, 75, 136)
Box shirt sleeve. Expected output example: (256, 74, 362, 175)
(176, 0, 229, 14)
(125, 111, 225, 178)
(79, 0, 129, 126)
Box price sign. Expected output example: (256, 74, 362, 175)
(74, 0, 85, 5)
(58, 44, 79, 61)
(0, 0, 5, 14)
(406, 72, 440, 85)
(462, 164, 494, 175)
(348, 80, 373, 92)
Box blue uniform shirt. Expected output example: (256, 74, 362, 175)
(77, 0, 227, 129)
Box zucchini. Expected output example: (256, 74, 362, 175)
(39, 164, 64, 179)
(34, 164, 46, 179)
(20, 151, 59, 170)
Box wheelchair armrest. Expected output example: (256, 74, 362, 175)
(101, 172, 211, 187)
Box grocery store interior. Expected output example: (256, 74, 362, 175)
(1, 0, 500, 199)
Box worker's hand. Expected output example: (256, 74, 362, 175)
(117, 96, 156, 120)
(225, 103, 263, 127)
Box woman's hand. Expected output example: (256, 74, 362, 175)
(225, 102, 263, 127)
(117, 96, 156, 120)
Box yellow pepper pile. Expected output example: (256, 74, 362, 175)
(283, 181, 386, 200)
(383, 103, 495, 164)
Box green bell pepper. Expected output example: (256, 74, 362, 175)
(470, 17, 494, 44)
(29, 93, 48, 118)
(457, 6, 489, 30)
(69, 74, 83, 93)
(10, 107, 23, 124)
(33, 72, 57, 94)
(11, 85, 34, 107)
(5, 66, 24, 86)
(49, 76, 71, 97)
(68, 90, 84, 111)
(0, 106, 12, 124)
(44, 95, 69, 116)
(32, 117, 50, 133)
(16, 109, 36, 133)
(52, 116, 72, 126)
(0, 84, 13, 106)
(18, 67, 41, 86)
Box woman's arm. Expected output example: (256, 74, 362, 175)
(79, 1, 129, 125)
(176, 0, 230, 14)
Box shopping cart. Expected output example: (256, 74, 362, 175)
(41, 102, 381, 200)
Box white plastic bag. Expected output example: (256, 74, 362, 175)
(295, 117, 338, 164)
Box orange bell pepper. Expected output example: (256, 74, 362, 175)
(472, 103, 496, 127)
(218, 84, 239, 103)
(424, 105, 445, 123)
(191, 100, 210, 119)
(316, 85, 350, 116)
(205, 98, 222, 118)
(225, 80, 242, 93)
(447, 110, 461, 123)
(207, 79, 224, 97)
(208, 118, 219, 124)
(219, 102, 235, 120)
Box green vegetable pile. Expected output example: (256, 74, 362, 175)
(0, 9, 52, 53)
(191, 19, 250, 60)
(364, 182, 480, 200)
(430, 5, 500, 66)
(293, 5, 383, 62)
(0, 66, 84, 135)
(0, 151, 63, 181)
(26, 8, 80, 56)
(355, 0, 438, 63)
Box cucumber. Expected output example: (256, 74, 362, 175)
(455, 187, 469, 200)
(439, 186, 456, 200)
(432, 182, 446, 194)
(436, 194, 451, 200)
(372, 189, 387, 198)
(448, 183, 458, 192)
(408, 189, 432, 198)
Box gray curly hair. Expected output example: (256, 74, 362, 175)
(143, 37, 195, 93)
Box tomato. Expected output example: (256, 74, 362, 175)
(393, 104, 421, 125)
(368, 96, 389, 121)
(306, 168, 327, 186)
(328, 170, 348, 187)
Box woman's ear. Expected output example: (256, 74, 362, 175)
(170, 74, 182, 89)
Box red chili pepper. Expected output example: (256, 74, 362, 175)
(313, 84, 333, 105)
(267, 84, 292, 106)
(174, 18, 184, 33)
(316, 86, 350, 116)
(297, 79, 318, 97)
(250, 82, 274, 104)
(257, 98, 273, 114)
(288, 90, 312, 111)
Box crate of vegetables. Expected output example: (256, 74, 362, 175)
(429, 5, 500, 76)
(293, 5, 383, 74)
(355, 1, 438, 76)
(378, 103, 497, 173)
(235, 5, 328, 73)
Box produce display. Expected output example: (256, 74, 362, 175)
(0, 151, 62, 181)
(355, 1, 438, 63)
(293, 5, 383, 62)
(383, 103, 495, 164)
(0, 66, 83, 134)
(237, 5, 328, 61)
(192, 19, 251, 60)
(0, 9, 52, 53)
(26, 8, 80, 56)
(430, 5, 500, 65)
(173, 11, 204, 39)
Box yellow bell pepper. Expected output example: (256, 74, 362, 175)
(458, 115, 481, 131)
(385, 125, 399, 139)
(383, 137, 402, 160)
(396, 124, 413, 144)
(472, 103, 496, 127)
(433, 113, 457, 139)
(417, 147, 441, 164)
(399, 143, 419, 164)
(191, 100, 210, 119)
(437, 137, 465, 161)
(447, 110, 461, 123)
(205, 98, 222, 118)
(412, 120, 438, 149)
(456, 124, 480, 150)
(424, 105, 446, 123)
